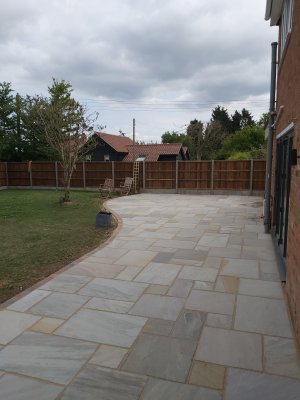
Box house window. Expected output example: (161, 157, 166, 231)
(104, 155, 110, 162)
(136, 155, 146, 162)
(280, 0, 294, 55)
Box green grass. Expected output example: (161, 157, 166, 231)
(0, 189, 115, 303)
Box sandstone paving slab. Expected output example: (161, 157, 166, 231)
(193, 281, 214, 291)
(221, 258, 259, 279)
(195, 326, 262, 371)
(264, 336, 300, 379)
(178, 266, 218, 282)
(84, 297, 134, 313)
(145, 284, 169, 295)
(60, 365, 147, 400)
(114, 250, 157, 267)
(225, 368, 300, 400)
(0, 310, 40, 345)
(29, 292, 89, 319)
(0, 331, 97, 384)
(134, 262, 181, 285)
(186, 290, 235, 315)
(239, 278, 283, 298)
(89, 345, 127, 368)
(143, 318, 174, 336)
(203, 256, 222, 269)
(154, 239, 196, 249)
(64, 262, 126, 278)
(30, 317, 65, 333)
(174, 249, 208, 261)
(208, 247, 241, 259)
(78, 278, 148, 301)
(122, 333, 197, 382)
(198, 233, 229, 248)
(171, 310, 205, 340)
(91, 248, 129, 260)
(206, 313, 232, 329)
(6, 289, 51, 312)
(188, 361, 225, 390)
(0, 373, 63, 400)
(129, 294, 184, 321)
(242, 246, 276, 261)
(115, 266, 143, 281)
(56, 308, 146, 347)
(142, 378, 221, 400)
(39, 274, 91, 293)
(234, 295, 292, 337)
(168, 279, 193, 297)
(151, 252, 173, 263)
(121, 239, 156, 250)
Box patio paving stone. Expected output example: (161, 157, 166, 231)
(238, 278, 283, 298)
(198, 233, 229, 248)
(65, 262, 126, 278)
(178, 266, 218, 282)
(129, 294, 184, 321)
(39, 274, 91, 293)
(134, 262, 181, 285)
(214, 276, 238, 293)
(55, 308, 146, 347)
(6, 289, 51, 312)
(221, 258, 259, 279)
(143, 318, 174, 336)
(171, 310, 205, 340)
(168, 279, 193, 297)
(188, 361, 225, 390)
(122, 333, 197, 382)
(0, 310, 40, 345)
(114, 250, 157, 267)
(0, 373, 63, 400)
(89, 345, 127, 368)
(186, 290, 235, 315)
(142, 378, 221, 400)
(145, 284, 169, 295)
(0, 331, 97, 384)
(206, 313, 232, 329)
(84, 297, 134, 313)
(30, 317, 64, 333)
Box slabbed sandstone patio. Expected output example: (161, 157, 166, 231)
(0, 194, 300, 399)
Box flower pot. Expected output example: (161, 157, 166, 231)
(96, 211, 112, 228)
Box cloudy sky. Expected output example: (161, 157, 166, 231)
(0, 0, 277, 142)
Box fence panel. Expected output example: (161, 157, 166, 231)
(0, 163, 6, 186)
(213, 160, 251, 190)
(6, 162, 30, 186)
(178, 161, 211, 189)
(114, 162, 133, 188)
(253, 160, 266, 191)
(31, 162, 56, 187)
(145, 162, 176, 189)
(84, 162, 113, 187)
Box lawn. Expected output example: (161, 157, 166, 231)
(0, 189, 115, 304)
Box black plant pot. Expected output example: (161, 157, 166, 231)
(96, 211, 112, 228)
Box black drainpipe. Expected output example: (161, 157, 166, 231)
(264, 42, 278, 233)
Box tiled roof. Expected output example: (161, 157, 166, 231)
(96, 132, 133, 153)
(123, 143, 184, 161)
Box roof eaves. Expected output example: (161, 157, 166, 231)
(265, 0, 284, 25)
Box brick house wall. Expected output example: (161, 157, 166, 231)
(272, 0, 300, 343)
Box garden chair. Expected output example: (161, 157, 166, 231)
(98, 178, 114, 198)
(118, 177, 133, 196)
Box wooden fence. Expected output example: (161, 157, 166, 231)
(0, 160, 266, 193)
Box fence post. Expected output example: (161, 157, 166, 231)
(112, 161, 115, 187)
(5, 162, 8, 187)
(211, 160, 214, 193)
(55, 161, 58, 188)
(250, 159, 254, 195)
(176, 160, 179, 192)
(82, 161, 86, 189)
(143, 161, 146, 189)
(29, 162, 33, 188)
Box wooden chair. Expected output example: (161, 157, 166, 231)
(118, 177, 133, 196)
(98, 178, 114, 198)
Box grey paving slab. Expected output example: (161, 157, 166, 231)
(168, 279, 193, 297)
(65, 262, 126, 278)
(154, 239, 196, 249)
(122, 333, 197, 382)
(221, 258, 259, 278)
(142, 378, 221, 400)
(0, 331, 97, 384)
(134, 262, 181, 285)
(0, 373, 63, 400)
(189, 361, 225, 390)
(115, 266, 143, 280)
(7, 289, 51, 312)
(61, 365, 147, 400)
(29, 292, 89, 319)
(208, 247, 241, 258)
(151, 252, 173, 263)
(143, 318, 174, 336)
(239, 278, 283, 298)
(186, 290, 235, 315)
(92, 248, 129, 260)
(78, 278, 148, 301)
(206, 313, 232, 329)
(234, 295, 292, 337)
(225, 368, 300, 400)
(174, 249, 208, 261)
(196, 327, 262, 371)
(264, 336, 300, 379)
(114, 250, 157, 267)
(30, 317, 64, 333)
(129, 294, 184, 321)
(0, 310, 40, 345)
(145, 284, 169, 295)
(84, 297, 134, 313)
(242, 245, 276, 261)
(193, 281, 214, 290)
(89, 345, 127, 368)
(39, 274, 91, 293)
(56, 308, 146, 347)
(178, 266, 218, 282)
(198, 233, 229, 248)
(171, 310, 205, 340)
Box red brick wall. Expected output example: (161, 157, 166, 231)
(273, 0, 300, 344)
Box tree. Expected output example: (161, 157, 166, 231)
(211, 106, 232, 134)
(0, 82, 17, 161)
(187, 119, 204, 159)
(31, 79, 97, 202)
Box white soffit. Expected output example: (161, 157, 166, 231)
(265, 0, 284, 25)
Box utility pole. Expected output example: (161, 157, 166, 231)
(132, 118, 135, 163)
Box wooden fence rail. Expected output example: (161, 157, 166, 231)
(0, 160, 266, 193)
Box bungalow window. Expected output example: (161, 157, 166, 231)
(280, 0, 293, 55)
(104, 155, 110, 162)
